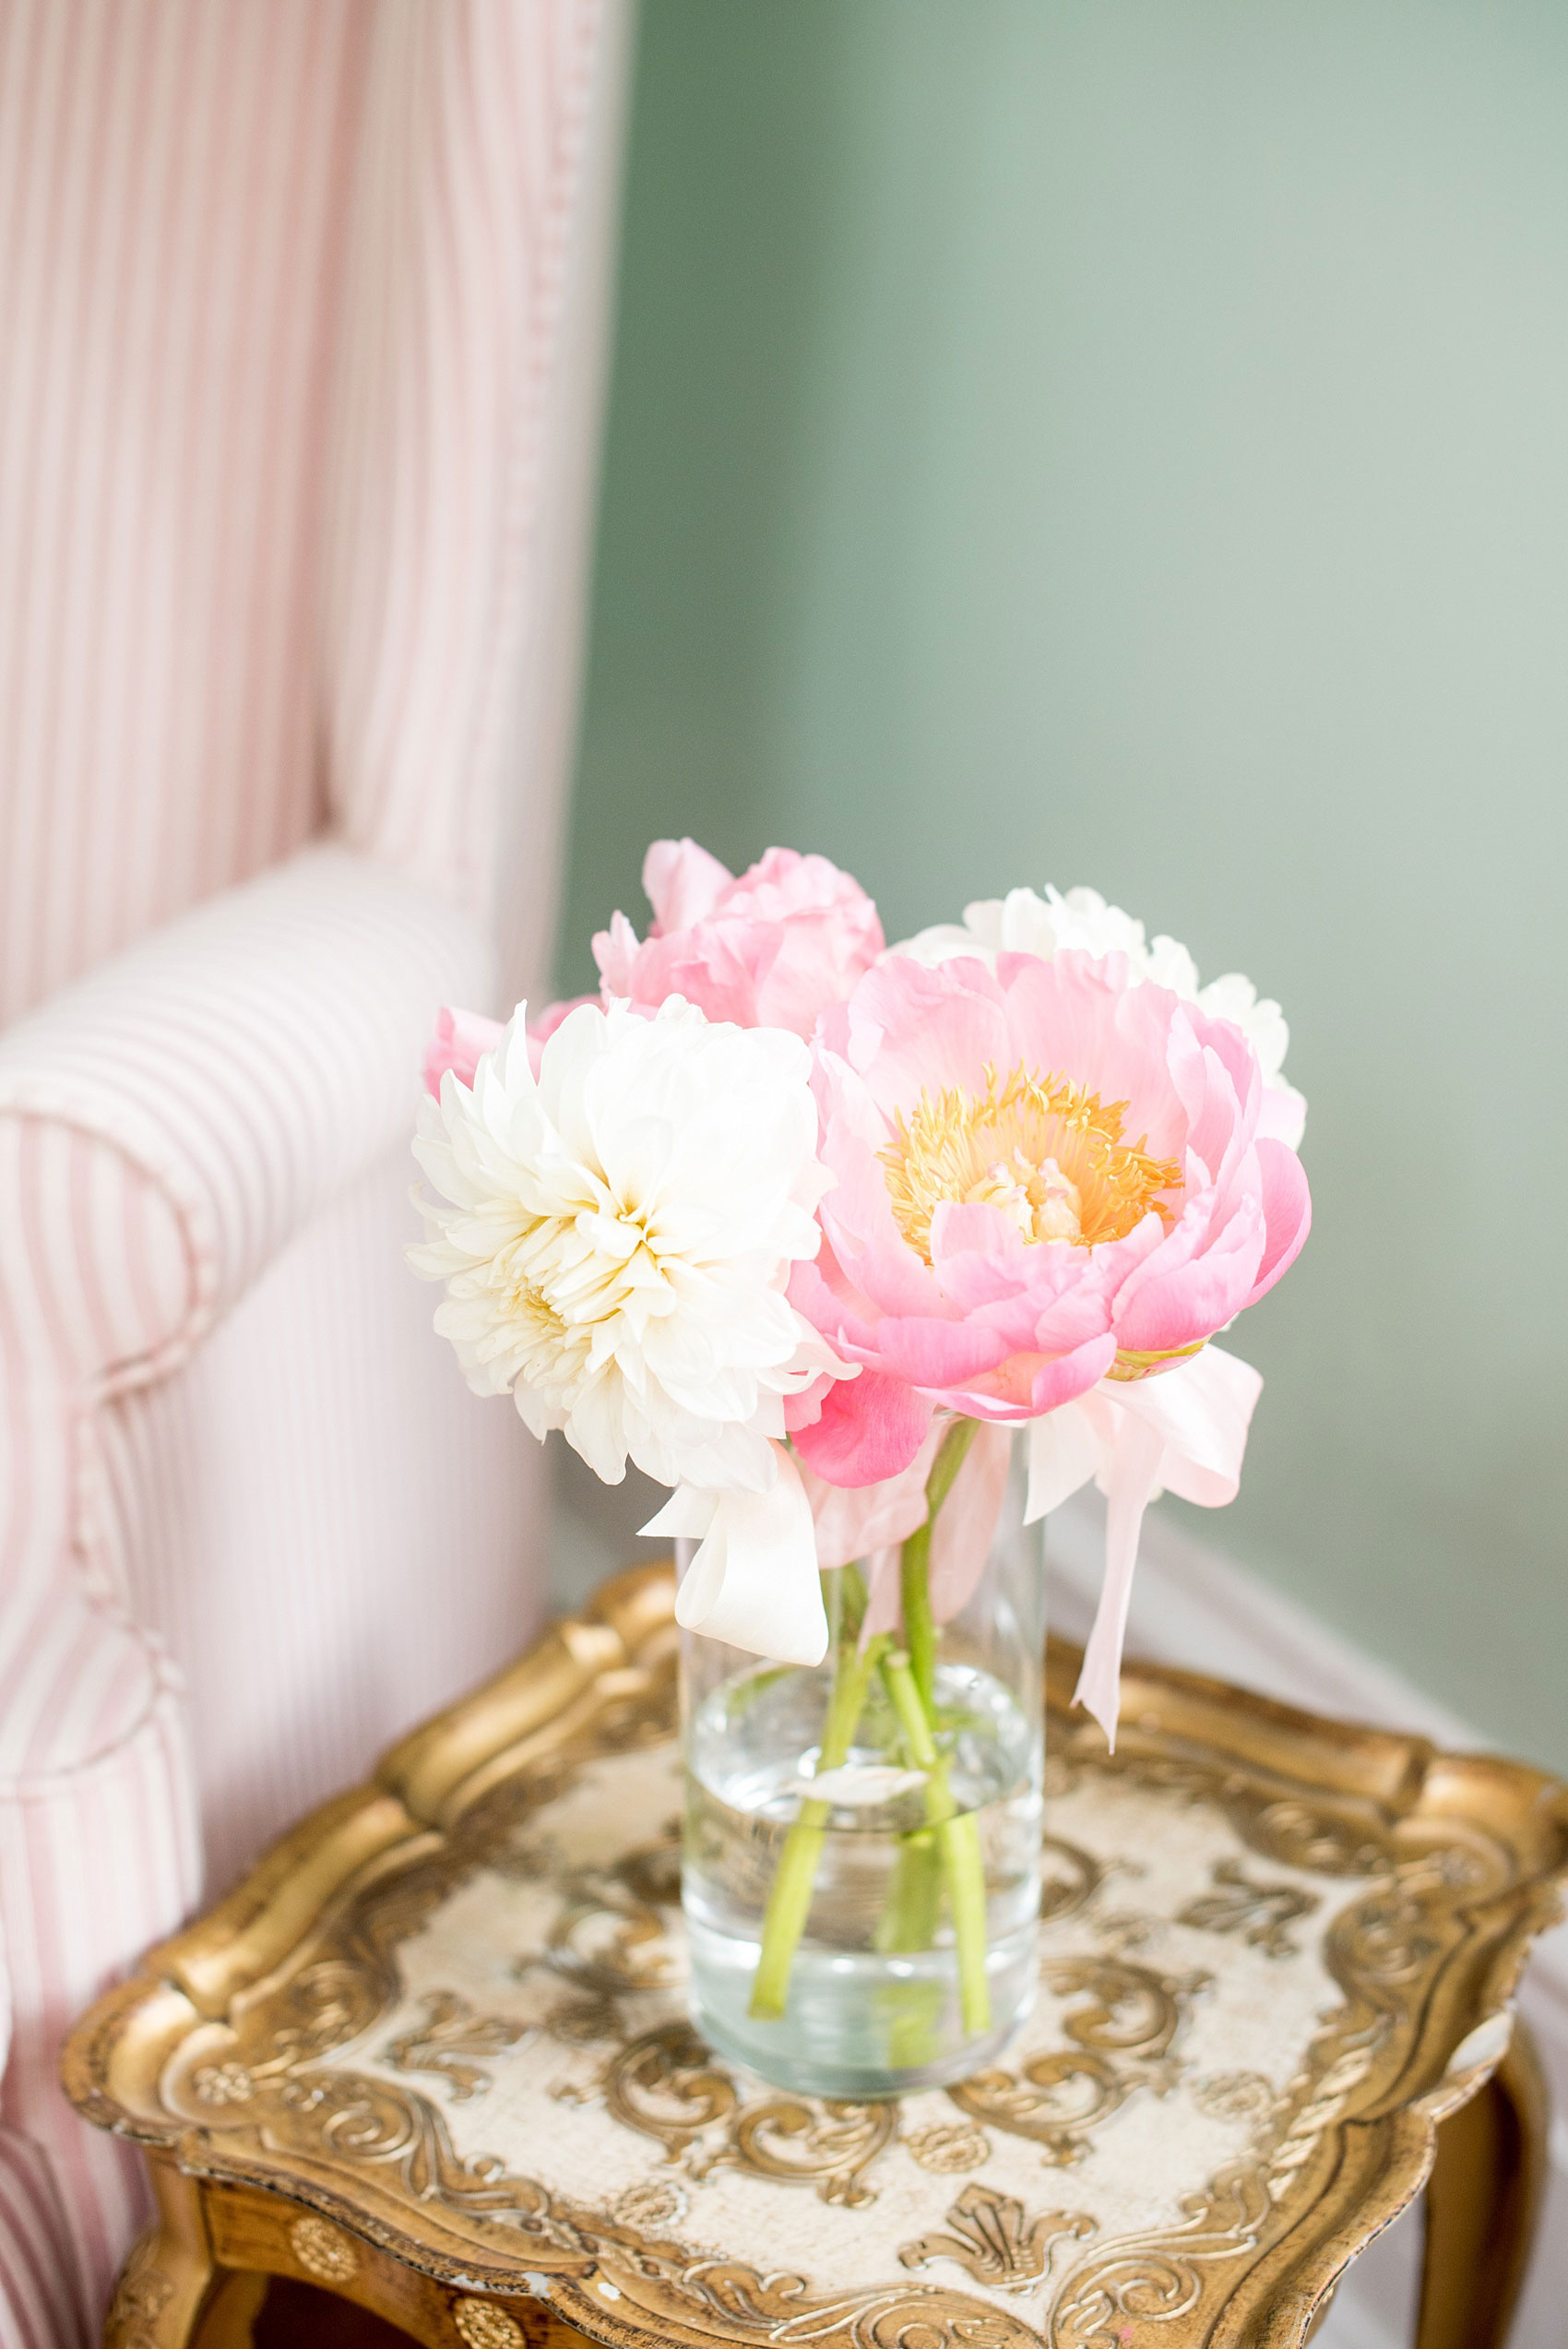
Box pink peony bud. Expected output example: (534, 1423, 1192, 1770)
(591, 839, 884, 1039)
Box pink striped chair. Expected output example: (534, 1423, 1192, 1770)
(0, 6, 629, 2343)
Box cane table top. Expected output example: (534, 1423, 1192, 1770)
(66, 1565, 1568, 2348)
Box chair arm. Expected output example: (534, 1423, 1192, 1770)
(0, 843, 491, 1395)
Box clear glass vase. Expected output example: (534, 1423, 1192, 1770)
(680, 1425, 1044, 2098)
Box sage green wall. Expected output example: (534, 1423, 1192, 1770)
(559, 1, 1568, 1765)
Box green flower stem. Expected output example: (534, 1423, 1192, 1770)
(900, 1417, 979, 1713)
(881, 1649, 992, 2037)
(748, 1620, 890, 2021)
(873, 1830, 942, 1954)
(746, 1416, 986, 2034)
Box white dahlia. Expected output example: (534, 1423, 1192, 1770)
(410, 996, 837, 1495)
(895, 884, 1303, 1139)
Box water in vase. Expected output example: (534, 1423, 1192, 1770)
(683, 1651, 1042, 2096)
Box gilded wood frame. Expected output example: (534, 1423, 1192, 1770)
(64, 1564, 1568, 2348)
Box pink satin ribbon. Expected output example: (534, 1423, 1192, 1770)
(1025, 1344, 1263, 1747)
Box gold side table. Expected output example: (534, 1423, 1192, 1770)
(65, 1564, 1566, 2349)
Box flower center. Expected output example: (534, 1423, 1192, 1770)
(880, 1062, 1182, 1259)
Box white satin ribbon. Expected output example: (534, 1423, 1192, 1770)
(1025, 1344, 1263, 1749)
(641, 1444, 829, 1666)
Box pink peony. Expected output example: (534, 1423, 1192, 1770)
(788, 948, 1310, 1487)
(423, 997, 591, 1096)
(592, 839, 884, 1039)
(423, 1006, 505, 1097)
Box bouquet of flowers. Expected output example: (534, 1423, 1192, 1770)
(410, 841, 1310, 2086)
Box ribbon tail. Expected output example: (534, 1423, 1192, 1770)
(1023, 1400, 1102, 1525)
(640, 1487, 719, 1542)
(664, 1449, 828, 1666)
(1113, 1343, 1261, 1506)
(1072, 1412, 1166, 1752)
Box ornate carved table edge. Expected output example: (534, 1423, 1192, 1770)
(64, 1561, 1568, 2349)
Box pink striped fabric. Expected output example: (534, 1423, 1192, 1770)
(0, 1684, 196, 2349)
(0, 850, 499, 2345)
(0, 4, 625, 2341)
(0, 2125, 89, 2349)
(0, 0, 371, 1031)
(324, 0, 602, 917)
(0, 847, 491, 1437)
(112, 1141, 546, 1892)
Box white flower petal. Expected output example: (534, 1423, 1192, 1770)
(409, 996, 851, 1502)
(892, 883, 1301, 1115)
(804, 1764, 929, 1807)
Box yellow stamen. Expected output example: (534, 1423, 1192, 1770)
(881, 1063, 1182, 1259)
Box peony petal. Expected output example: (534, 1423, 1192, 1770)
(1108, 1190, 1265, 1355)
(592, 910, 642, 996)
(1257, 1080, 1308, 1150)
(803, 1762, 928, 1806)
(860, 1543, 906, 1639)
(995, 951, 1190, 1161)
(785, 932, 1305, 1524)
(643, 837, 734, 931)
(1243, 1138, 1313, 1305)
(412, 992, 838, 1529)
(424, 1006, 505, 1097)
(595, 841, 879, 1040)
(929, 1420, 1013, 1622)
(791, 1369, 932, 1487)
(859, 1315, 1015, 1391)
(1166, 1019, 1251, 1196)
(837, 955, 1013, 1115)
(1021, 1333, 1121, 1415)
(797, 1427, 938, 1569)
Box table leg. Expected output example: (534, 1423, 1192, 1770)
(191, 2271, 271, 2348)
(104, 2161, 217, 2349)
(1415, 2018, 1548, 2349)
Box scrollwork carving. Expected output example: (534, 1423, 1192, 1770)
(1176, 1857, 1320, 1959)
(1189, 2071, 1277, 2127)
(543, 1879, 679, 1998)
(1051, 2162, 1271, 2345)
(521, 1827, 683, 2006)
(383, 1988, 529, 2101)
(1044, 1956, 1200, 2061)
(566, 2021, 897, 2206)
(1039, 1835, 1104, 1924)
(644, 2256, 1038, 2346)
(950, 2052, 1131, 2166)
(543, 1992, 623, 2045)
(104, 2234, 174, 2349)
(697, 2093, 897, 2208)
(900, 2184, 1095, 2291)
(905, 2122, 992, 2174)
(562, 2019, 737, 2159)
(948, 1957, 1200, 2164)
(278, 2070, 571, 2245)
